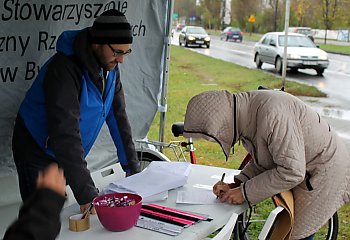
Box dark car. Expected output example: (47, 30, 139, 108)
(220, 27, 243, 42)
(178, 26, 210, 48)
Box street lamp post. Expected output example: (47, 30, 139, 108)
(282, 0, 290, 89)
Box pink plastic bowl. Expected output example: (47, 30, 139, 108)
(93, 192, 142, 231)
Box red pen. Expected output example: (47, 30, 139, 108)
(145, 203, 205, 220)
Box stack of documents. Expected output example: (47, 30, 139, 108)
(104, 162, 191, 202)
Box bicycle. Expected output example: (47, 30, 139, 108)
(136, 122, 339, 240)
(135, 122, 196, 171)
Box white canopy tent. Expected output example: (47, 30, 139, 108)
(0, 0, 173, 176)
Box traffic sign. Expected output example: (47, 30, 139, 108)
(248, 15, 256, 23)
(173, 12, 178, 20)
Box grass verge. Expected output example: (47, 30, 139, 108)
(318, 43, 350, 55)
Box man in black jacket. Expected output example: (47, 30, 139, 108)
(3, 164, 66, 240)
(12, 9, 140, 214)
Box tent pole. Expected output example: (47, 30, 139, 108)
(158, 0, 174, 151)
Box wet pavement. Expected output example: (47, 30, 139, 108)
(301, 96, 350, 149)
(323, 116, 350, 148)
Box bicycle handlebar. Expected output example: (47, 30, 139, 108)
(171, 122, 184, 137)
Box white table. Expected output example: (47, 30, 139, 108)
(58, 164, 248, 240)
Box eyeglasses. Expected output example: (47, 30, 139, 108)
(107, 44, 132, 57)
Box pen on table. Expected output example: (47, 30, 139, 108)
(217, 173, 226, 199)
(81, 203, 93, 219)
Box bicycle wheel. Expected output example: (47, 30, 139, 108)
(136, 149, 171, 171)
(234, 199, 339, 240)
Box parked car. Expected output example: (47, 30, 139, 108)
(178, 26, 210, 48)
(220, 27, 243, 42)
(288, 27, 314, 42)
(254, 32, 329, 75)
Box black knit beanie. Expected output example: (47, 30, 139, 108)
(89, 9, 133, 44)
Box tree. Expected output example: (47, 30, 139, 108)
(320, 0, 339, 44)
(294, 0, 312, 26)
(174, 0, 350, 34)
(231, 0, 260, 30)
(261, 0, 281, 31)
(273, 0, 279, 31)
(173, 0, 196, 25)
(197, 0, 222, 29)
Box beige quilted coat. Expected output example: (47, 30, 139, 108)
(183, 90, 350, 239)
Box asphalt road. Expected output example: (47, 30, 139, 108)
(171, 33, 350, 143)
(171, 33, 350, 109)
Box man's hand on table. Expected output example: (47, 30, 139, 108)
(80, 203, 96, 215)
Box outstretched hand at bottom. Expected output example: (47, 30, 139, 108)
(36, 163, 66, 197)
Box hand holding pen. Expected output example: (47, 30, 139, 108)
(80, 202, 96, 216)
(81, 203, 94, 219)
(213, 173, 229, 199)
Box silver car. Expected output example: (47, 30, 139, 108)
(254, 32, 329, 75)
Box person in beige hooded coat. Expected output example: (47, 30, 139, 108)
(183, 90, 350, 239)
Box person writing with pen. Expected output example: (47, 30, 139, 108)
(215, 172, 244, 204)
(216, 173, 227, 200)
(183, 90, 350, 240)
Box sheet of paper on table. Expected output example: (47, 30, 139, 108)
(211, 171, 241, 183)
(104, 162, 191, 201)
(176, 169, 241, 205)
(176, 188, 221, 204)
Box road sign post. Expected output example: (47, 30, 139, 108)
(248, 15, 256, 36)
